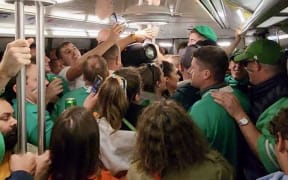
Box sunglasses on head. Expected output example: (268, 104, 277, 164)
(147, 63, 163, 84)
(110, 74, 127, 97)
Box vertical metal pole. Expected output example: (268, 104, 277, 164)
(35, 1, 46, 154)
(15, 0, 27, 154)
(275, 28, 280, 44)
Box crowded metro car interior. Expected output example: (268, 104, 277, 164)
(1, 0, 288, 179)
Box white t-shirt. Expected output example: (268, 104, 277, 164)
(58, 66, 85, 91)
(97, 117, 136, 174)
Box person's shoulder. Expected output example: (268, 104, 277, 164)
(204, 150, 234, 178)
(205, 150, 231, 165)
(165, 150, 234, 180)
(5, 171, 33, 180)
(90, 170, 119, 180)
(0, 133, 4, 163)
(193, 92, 233, 116)
(196, 93, 217, 106)
(260, 97, 288, 118)
(177, 80, 191, 87)
(70, 86, 87, 94)
(127, 161, 153, 180)
(61, 87, 86, 98)
(231, 86, 247, 97)
(58, 66, 70, 77)
(257, 171, 288, 180)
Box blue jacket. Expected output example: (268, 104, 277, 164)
(5, 171, 33, 180)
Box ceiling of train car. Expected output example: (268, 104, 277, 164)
(43, 0, 230, 39)
(0, 0, 288, 39)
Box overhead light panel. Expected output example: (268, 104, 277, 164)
(128, 21, 167, 26)
(49, 10, 86, 21)
(158, 42, 173, 47)
(87, 15, 110, 24)
(268, 34, 288, 40)
(55, 0, 73, 3)
(0, 23, 48, 36)
(217, 41, 231, 47)
(236, 9, 245, 23)
(257, 16, 288, 28)
(280, 7, 288, 13)
(87, 30, 99, 38)
(51, 30, 86, 37)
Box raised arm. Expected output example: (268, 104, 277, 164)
(117, 27, 155, 51)
(223, 29, 242, 56)
(65, 24, 124, 81)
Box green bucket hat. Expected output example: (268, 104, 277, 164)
(0, 132, 5, 163)
(234, 39, 283, 65)
(193, 25, 217, 42)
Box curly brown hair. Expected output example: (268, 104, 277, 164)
(270, 108, 288, 141)
(135, 100, 210, 176)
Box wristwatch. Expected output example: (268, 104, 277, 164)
(238, 118, 249, 126)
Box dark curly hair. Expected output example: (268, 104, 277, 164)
(135, 100, 210, 176)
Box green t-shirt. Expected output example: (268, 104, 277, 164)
(52, 87, 90, 121)
(0, 133, 4, 163)
(13, 100, 54, 148)
(188, 85, 250, 171)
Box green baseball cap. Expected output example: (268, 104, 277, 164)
(230, 49, 244, 61)
(193, 25, 217, 42)
(0, 132, 5, 163)
(234, 39, 283, 65)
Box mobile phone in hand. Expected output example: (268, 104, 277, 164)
(91, 75, 103, 93)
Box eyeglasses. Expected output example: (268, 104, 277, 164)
(243, 59, 257, 67)
(110, 74, 127, 97)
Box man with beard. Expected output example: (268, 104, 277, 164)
(0, 98, 18, 179)
(0, 98, 37, 180)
